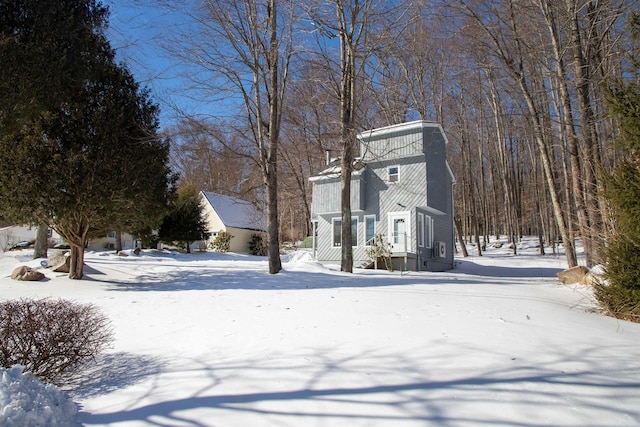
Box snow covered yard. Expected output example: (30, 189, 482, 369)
(1, 240, 639, 426)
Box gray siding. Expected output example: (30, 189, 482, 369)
(311, 174, 364, 215)
(310, 121, 454, 271)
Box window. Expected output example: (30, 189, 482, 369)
(332, 218, 359, 247)
(365, 215, 376, 244)
(417, 213, 432, 248)
(351, 218, 358, 247)
(107, 231, 116, 238)
(332, 218, 342, 247)
(388, 165, 399, 183)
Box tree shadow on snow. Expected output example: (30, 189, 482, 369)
(63, 352, 167, 400)
(77, 343, 640, 427)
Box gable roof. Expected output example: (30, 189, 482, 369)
(201, 192, 266, 232)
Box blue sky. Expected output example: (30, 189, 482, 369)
(105, 0, 194, 129)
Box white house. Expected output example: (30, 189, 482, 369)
(309, 121, 455, 271)
(0, 224, 136, 252)
(200, 192, 266, 253)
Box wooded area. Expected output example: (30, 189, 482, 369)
(166, 0, 636, 271)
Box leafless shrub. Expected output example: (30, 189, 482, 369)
(0, 298, 113, 383)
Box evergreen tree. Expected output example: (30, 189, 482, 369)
(158, 187, 209, 253)
(0, 1, 174, 279)
(598, 13, 640, 322)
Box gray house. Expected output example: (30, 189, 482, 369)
(309, 120, 455, 271)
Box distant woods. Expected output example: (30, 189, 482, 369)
(161, 0, 634, 268)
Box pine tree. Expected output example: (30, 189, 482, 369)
(0, 1, 174, 279)
(598, 13, 640, 322)
(158, 187, 209, 253)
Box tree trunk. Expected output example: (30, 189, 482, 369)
(539, 0, 593, 266)
(454, 216, 468, 257)
(340, 155, 353, 273)
(33, 224, 48, 259)
(115, 230, 123, 252)
(563, 0, 604, 266)
(267, 0, 282, 274)
(338, 3, 357, 273)
(68, 242, 85, 280)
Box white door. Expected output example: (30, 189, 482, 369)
(388, 212, 410, 253)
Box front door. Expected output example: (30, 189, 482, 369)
(388, 212, 410, 253)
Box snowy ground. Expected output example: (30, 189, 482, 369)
(1, 239, 639, 427)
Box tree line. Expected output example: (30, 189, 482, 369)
(1, 0, 639, 318)
(163, 0, 636, 270)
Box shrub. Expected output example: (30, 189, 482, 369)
(0, 298, 113, 384)
(210, 231, 233, 252)
(248, 234, 267, 256)
(365, 234, 394, 271)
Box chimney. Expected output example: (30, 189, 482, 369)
(326, 150, 331, 166)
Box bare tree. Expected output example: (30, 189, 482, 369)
(305, 0, 404, 272)
(169, 0, 295, 273)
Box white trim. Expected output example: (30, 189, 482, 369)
(387, 211, 411, 253)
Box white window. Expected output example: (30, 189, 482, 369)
(418, 213, 425, 247)
(388, 165, 399, 183)
(365, 215, 376, 244)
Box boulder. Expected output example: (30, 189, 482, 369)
(52, 255, 71, 273)
(11, 266, 45, 281)
(48, 251, 70, 272)
(557, 265, 589, 285)
(581, 264, 606, 286)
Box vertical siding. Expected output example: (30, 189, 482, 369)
(311, 174, 364, 215)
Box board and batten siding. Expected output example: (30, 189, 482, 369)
(310, 172, 365, 214)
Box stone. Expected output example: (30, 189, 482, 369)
(11, 266, 45, 281)
(557, 265, 589, 285)
(52, 255, 71, 273)
(48, 251, 70, 272)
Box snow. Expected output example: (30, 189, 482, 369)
(1, 366, 77, 426)
(1, 239, 639, 426)
(201, 192, 266, 231)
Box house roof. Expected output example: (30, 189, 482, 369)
(201, 192, 266, 232)
(358, 120, 449, 145)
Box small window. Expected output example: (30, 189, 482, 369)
(425, 215, 433, 248)
(365, 215, 376, 244)
(351, 218, 358, 247)
(388, 165, 399, 182)
(332, 218, 342, 247)
(107, 231, 116, 238)
(417, 213, 425, 247)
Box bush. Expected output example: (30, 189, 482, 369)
(249, 234, 267, 256)
(210, 231, 233, 252)
(365, 234, 394, 271)
(596, 237, 640, 322)
(0, 298, 113, 384)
